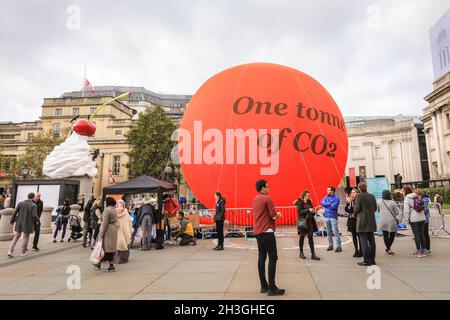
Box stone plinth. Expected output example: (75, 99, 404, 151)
(67, 175, 94, 201)
(0, 208, 15, 241)
(40, 206, 54, 234)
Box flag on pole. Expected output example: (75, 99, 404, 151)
(108, 169, 117, 184)
(84, 79, 95, 94)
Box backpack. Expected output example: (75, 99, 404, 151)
(413, 196, 424, 212)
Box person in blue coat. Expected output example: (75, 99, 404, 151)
(321, 186, 342, 252)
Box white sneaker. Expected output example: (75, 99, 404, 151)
(21, 253, 28, 257)
(7, 252, 13, 258)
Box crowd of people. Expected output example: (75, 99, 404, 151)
(252, 179, 443, 296)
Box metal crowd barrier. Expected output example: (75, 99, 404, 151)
(395, 202, 449, 236)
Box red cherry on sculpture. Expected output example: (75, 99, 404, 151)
(73, 119, 96, 137)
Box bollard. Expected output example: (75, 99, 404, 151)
(0, 208, 15, 241)
(40, 206, 54, 234)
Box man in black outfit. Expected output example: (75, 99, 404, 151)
(82, 195, 95, 247)
(32, 193, 44, 251)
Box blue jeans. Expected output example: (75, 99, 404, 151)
(325, 217, 341, 247)
(53, 217, 68, 240)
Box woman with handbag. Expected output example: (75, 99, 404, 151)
(378, 190, 401, 255)
(295, 190, 320, 261)
(115, 200, 133, 264)
(345, 188, 363, 258)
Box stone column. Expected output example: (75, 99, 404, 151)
(363, 141, 374, 179)
(383, 139, 394, 184)
(0, 208, 15, 241)
(436, 109, 450, 177)
(40, 206, 54, 234)
(424, 128, 435, 180)
(432, 111, 444, 177)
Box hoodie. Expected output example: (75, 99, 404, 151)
(403, 193, 426, 224)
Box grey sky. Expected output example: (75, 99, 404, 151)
(0, 0, 448, 122)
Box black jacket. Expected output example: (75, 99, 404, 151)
(33, 199, 44, 218)
(214, 199, 226, 222)
(354, 192, 377, 233)
(56, 205, 71, 222)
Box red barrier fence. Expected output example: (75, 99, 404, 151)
(199, 206, 298, 226)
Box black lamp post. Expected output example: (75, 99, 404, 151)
(21, 164, 31, 180)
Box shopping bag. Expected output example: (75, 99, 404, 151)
(135, 227, 143, 238)
(90, 239, 104, 265)
(151, 225, 157, 239)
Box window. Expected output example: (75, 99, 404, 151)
(374, 146, 382, 158)
(115, 130, 123, 137)
(90, 107, 97, 115)
(53, 123, 61, 137)
(438, 30, 449, 69)
(113, 156, 121, 175)
(72, 108, 80, 116)
(351, 146, 364, 160)
(27, 133, 33, 141)
(55, 108, 62, 116)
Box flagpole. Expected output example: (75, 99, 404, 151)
(82, 65, 86, 98)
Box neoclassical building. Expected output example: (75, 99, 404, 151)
(345, 116, 428, 186)
(421, 10, 450, 180)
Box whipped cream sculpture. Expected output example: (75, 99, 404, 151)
(43, 92, 131, 179)
(43, 119, 98, 179)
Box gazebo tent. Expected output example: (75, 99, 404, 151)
(102, 174, 177, 210)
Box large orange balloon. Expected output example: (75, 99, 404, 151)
(179, 63, 348, 209)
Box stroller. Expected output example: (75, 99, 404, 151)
(68, 215, 83, 242)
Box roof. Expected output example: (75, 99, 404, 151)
(62, 86, 192, 107)
(102, 174, 176, 195)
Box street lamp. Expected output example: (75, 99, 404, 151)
(21, 164, 30, 180)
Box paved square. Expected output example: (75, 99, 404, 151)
(0, 221, 449, 300)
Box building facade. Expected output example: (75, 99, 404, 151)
(0, 85, 431, 199)
(62, 86, 192, 123)
(345, 115, 428, 186)
(421, 10, 450, 181)
(0, 87, 191, 196)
